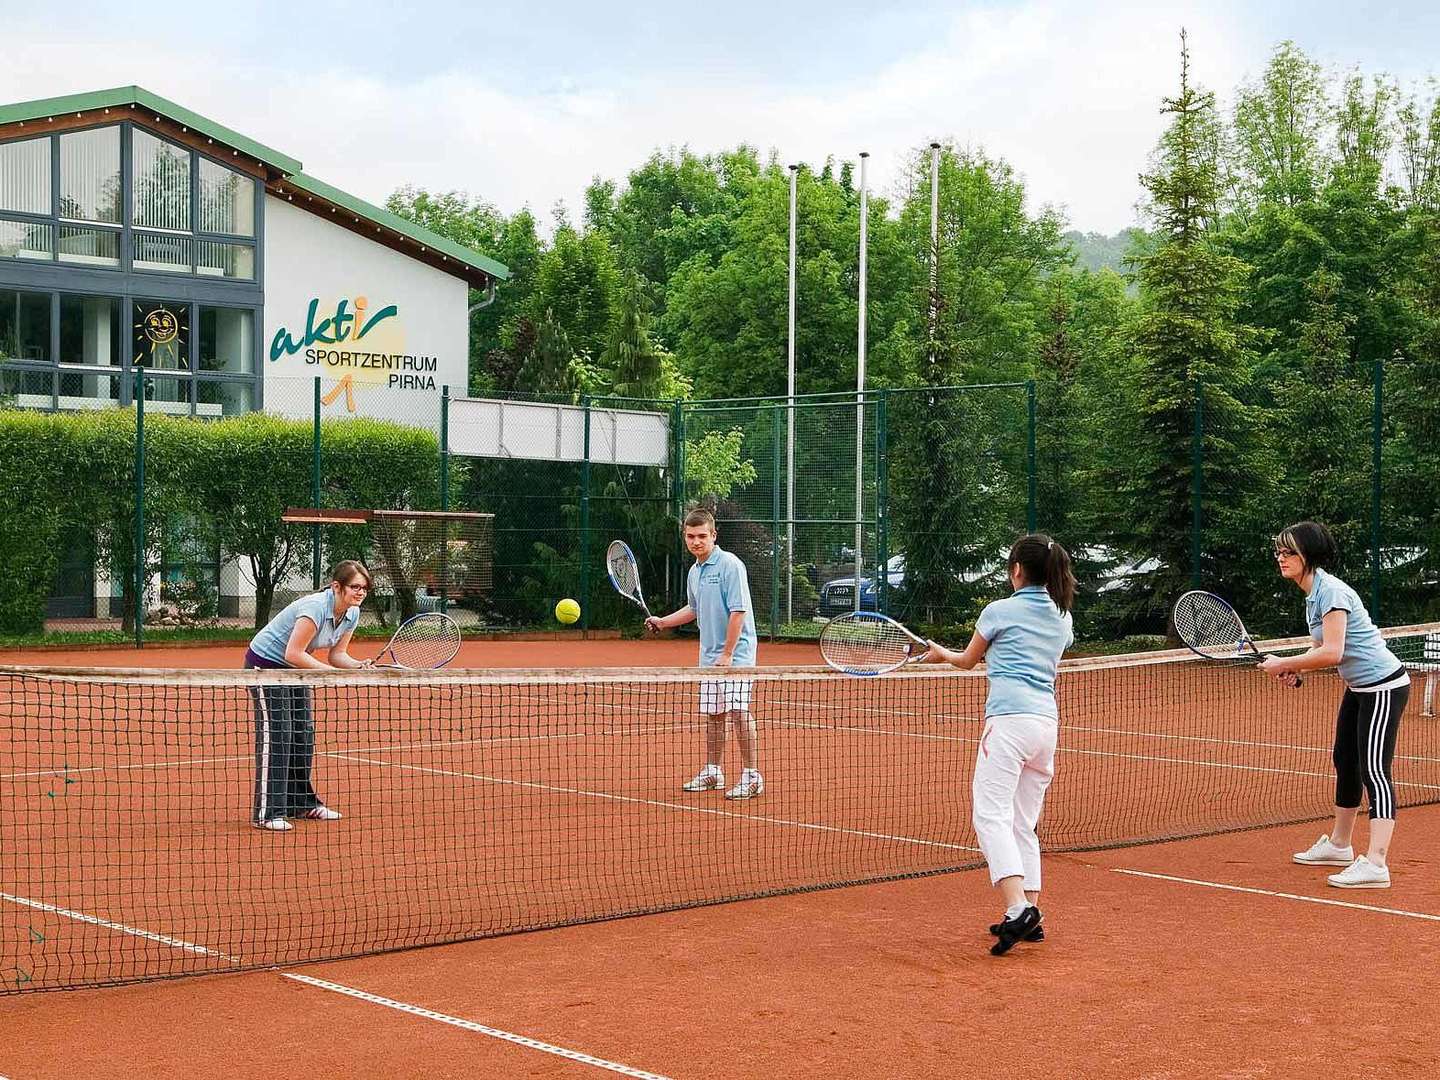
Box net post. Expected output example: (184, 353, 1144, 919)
(579, 394, 592, 634)
(440, 384, 451, 615)
(1372, 356, 1383, 620)
(133, 370, 145, 649)
(311, 376, 322, 590)
(1026, 380, 1037, 533)
(771, 403, 782, 640)
(1191, 379, 1203, 589)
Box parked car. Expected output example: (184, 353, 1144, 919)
(817, 555, 906, 616)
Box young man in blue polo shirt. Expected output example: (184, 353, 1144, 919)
(645, 508, 763, 799)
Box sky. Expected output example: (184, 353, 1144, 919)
(2, 0, 1437, 237)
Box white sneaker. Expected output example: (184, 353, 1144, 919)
(725, 771, 764, 800)
(254, 818, 293, 832)
(300, 806, 342, 821)
(1293, 834, 1354, 866)
(1327, 856, 1390, 889)
(682, 767, 724, 792)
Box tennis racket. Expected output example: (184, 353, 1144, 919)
(606, 539, 652, 618)
(1172, 590, 1302, 687)
(820, 611, 933, 676)
(370, 612, 462, 670)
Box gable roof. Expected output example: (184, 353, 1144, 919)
(0, 86, 508, 284)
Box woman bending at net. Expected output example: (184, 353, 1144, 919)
(926, 534, 1075, 955)
(1260, 522, 1410, 888)
(243, 559, 371, 832)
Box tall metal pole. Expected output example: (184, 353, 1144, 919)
(786, 163, 799, 623)
(853, 152, 869, 611)
(928, 142, 941, 377)
(133, 371, 145, 649)
(439, 384, 450, 615)
(312, 376, 322, 589)
(1371, 357, 1383, 621)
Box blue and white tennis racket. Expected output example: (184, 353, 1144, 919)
(606, 539, 652, 618)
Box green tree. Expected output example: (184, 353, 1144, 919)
(515, 309, 577, 398)
(1112, 32, 1267, 622)
(1231, 41, 1330, 210)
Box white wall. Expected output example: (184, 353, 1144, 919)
(261, 196, 470, 429)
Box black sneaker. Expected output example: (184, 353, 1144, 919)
(989, 917, 1045, 943)
(990, 905, 1043, 956)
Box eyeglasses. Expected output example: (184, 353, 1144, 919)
(1272, 546, 1298, 559)
(343, 581, 370, 593)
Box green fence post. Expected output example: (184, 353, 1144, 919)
(771, 403, 782, 640)
(133, 371, 145, 649)
(876, 390, 889, 614)
(579, 395, 592, 634)
(311, 376, 322, 589)
(1026, 380, 1037, 533)
(440, 384, 450, 615)
(672, 402, 686, 610)
(1372, 357, 1383, 621)
(1191, 380, 1204, 589)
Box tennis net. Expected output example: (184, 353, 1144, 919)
(4, 624, 1439, 993)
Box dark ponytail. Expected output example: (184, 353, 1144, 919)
(1009, 533, 1075, 613)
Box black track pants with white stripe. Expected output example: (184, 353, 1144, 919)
(248, 679, 321, 822)
(1333, 682, 1409, 820)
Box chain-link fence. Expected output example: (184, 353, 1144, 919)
(2, 365, 1435, 645)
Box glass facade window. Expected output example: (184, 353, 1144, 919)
(59, 127, 121, 224)
(58, 366, 121, 408)
(0, 219, 53, 261)
(196, 239, 254, 280)
(198, 306, 253, 374)
(0, 135, 51, 215)
(133, 232, 193, 273)
(132, 299, 189, 371)
(0, 366, 53, 405)
(0, 289, 51, 361)
(57, 225, 120, 267)
(138, 371, 190, 413)
(197, 378, 255, 416)
(131, 128, 191, 232)
(198, 158, 255, 238)
(60, 294, 122, 367)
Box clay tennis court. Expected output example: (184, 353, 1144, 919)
(3, 636, 1439, 1077)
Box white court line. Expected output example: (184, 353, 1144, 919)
(0, 892, 238, 959)
(328, 753, 980, 854)
(284, 973, 673, 1079)
(1110, 868, 1440, 922)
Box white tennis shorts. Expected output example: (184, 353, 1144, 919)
(699, 676, 753, 715)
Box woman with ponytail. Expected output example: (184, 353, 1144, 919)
(927, 534, 1076, 955)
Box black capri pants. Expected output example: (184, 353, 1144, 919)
(1333, 674, 1409, 820)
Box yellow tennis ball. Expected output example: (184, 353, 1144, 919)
(555, 598, 581, 624)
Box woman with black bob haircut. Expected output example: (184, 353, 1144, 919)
(927, 534, 1076, 954)
(1260, 521, 1410, 888)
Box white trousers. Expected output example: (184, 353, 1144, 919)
(971, 712, 1058, 889)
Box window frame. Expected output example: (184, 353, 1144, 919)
(0, 121, 260, 282)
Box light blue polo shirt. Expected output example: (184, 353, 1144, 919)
(1305, 568, 1404, 687)
(686, 546, 757, 668)
(975, 585, 1073, 720)
(248, 588, 361, 666)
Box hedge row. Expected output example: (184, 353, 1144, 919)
(0, 407, 441, 634)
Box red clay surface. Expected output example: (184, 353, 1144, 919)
(3, 806, 1438, 1078)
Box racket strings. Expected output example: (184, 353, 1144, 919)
(1174, 594, 1245, 655)
(820, 616, 915, 675)
(388, 614, 462, 669)
(606, 541, 643, 603)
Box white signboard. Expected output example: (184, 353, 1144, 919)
(261, 197, 469, 428)
(450, 398, 670, 466)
